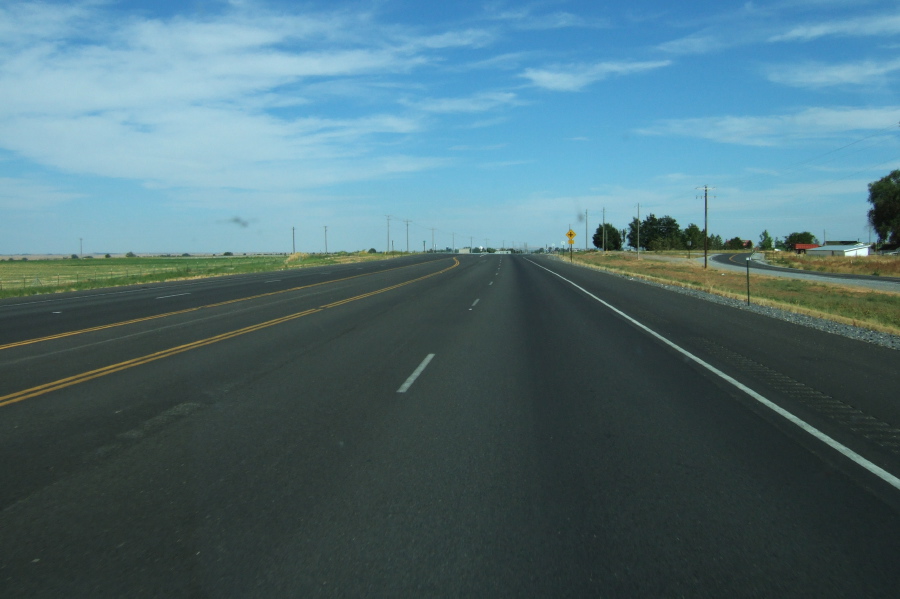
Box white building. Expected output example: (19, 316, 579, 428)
(805, 243, 871, 257)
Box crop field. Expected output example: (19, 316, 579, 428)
(571, 251, 900, 335)
(0, 252, 399, 299)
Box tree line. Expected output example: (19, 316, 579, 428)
(588, 169, 900, 253)
(591, 214, 745, 252)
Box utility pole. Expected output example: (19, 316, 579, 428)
(469, 236, 473, 251)
(79, 238, 83, 258)
(292, 227, 295, 254)
(403, 220, 411, 253)
(323, 226, 328, 254)
(431, 228, 435, 252)
(602, 207, 606, 252)
(636, 204, 640, 260)
(385, 215, 391, 253)
(696, 185, 714, 269)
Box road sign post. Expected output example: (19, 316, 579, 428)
(566, 229, 576, 262)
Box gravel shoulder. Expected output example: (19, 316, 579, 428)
(566, 255, 900, 352)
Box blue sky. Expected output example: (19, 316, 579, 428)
(1, 0, 898, 254)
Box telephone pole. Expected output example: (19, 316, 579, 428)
(585, 209, 589, 251)
(323, 226, 328, 254)
(385, 215, 391, 253)
(602, 207, 606, 252)
(696, 185, 714, 269)
(431, 228, 435, 252)
(292, 227, 295, 254)
(403, 219, 411, 253)
(636, 204, 640, 260)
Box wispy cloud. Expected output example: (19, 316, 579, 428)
(0, 2, 486, 197)
(658, 35, 725, 55)
(522, 60, 671, 91)
(0, 176, 82, 210)
(765, 58, 900, 88)
(637, 106, 900, 146)
(484, 4, 609, 30)
(770, 12, 900, 41)
(402, 92, 519, 113)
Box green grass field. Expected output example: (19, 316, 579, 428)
(0, 252, 400, 299)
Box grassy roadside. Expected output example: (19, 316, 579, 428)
(567, 251, 900, 336)
(0, 251, 403, 299)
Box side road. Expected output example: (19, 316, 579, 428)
(707, 253, 900, 293)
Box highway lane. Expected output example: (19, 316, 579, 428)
(0, 254, 448, 346)
(1, 253, 899, 597)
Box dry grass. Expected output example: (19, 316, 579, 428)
(571, 252, 900, 335)
(766, 252, 900, 277)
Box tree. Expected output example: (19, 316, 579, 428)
(759, 230, 773, 251)
(784, 232, 817, 250)
(724, 237, 746, 250)
(592, 223, 622, 251)
(682, 223, 704, 250)
(867, 170, 900, 244)
(626, 217, 640, 249)
(708, 234, 724, 250)
(125, 251, 136, 258)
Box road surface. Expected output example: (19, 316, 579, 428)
(1, 254, 899, 597)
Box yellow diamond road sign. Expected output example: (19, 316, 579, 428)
(566, 229, 576, 244)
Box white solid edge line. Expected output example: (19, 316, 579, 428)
(471, 298, 480, 307)
(397, 353, 436, 393)
(155, 292, 191, 299)
(526, 258, 900, 492)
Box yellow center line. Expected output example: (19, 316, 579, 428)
(0, 259, 437, 352)
(0, 258, 459, 409)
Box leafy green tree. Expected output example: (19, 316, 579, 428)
(626, 217, 640, 249)
(724, 237, 746, 250)
(708, 234, 724, 250)
(682, 223, 704, 250)
(867, 170, 900, 244)
(125, 251, 136, 258)
(784, 232, 817, 250)
(759, 230, 773, 251)
(592, 223, 622, 251)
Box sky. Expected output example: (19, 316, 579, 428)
(1, 0, 898, 255)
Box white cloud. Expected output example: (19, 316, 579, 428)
(637, 106, 900, 146)
(402, 92, 519, 113)
(770, 13, 900, 41)
(765, 58, 900, 88)
(0, 2, 484, 196)
(522, 60, 671, 91)
(658, 35, 725, 55)
(0, 176, 82, 210)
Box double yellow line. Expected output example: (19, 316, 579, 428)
(0, 258, 459, 408)
(0, 259, 431, 352)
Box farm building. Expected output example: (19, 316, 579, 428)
(805, 243, 871, 257)
(793, 243, 820, 254)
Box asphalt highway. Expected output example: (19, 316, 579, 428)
(1, 254, 899, 597)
